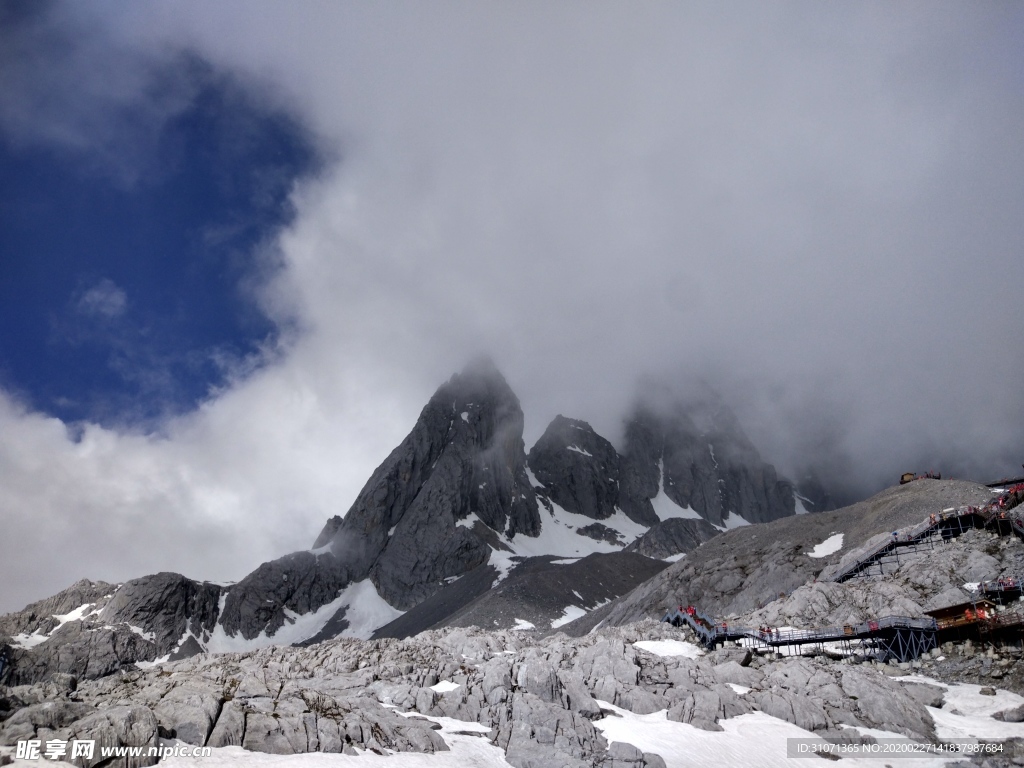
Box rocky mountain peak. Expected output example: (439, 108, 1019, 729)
(527, 415, 620, 521)
(316, 360, 540, 610)
(620, 399, 795, 528)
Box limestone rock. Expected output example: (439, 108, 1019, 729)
(65, 705, 160, 768)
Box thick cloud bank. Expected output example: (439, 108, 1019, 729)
(2, 2, 1023, 611)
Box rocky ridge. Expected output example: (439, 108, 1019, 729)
(576, 479, 995, 635)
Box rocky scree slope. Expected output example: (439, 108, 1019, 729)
(0, 620, 971, 768)
(569, 479, 996, 635)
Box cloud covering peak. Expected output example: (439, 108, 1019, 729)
(1, 2, 1022, 611)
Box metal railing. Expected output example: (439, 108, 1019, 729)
(661, 608, 937, 650)
(831, 502, 1021, 583)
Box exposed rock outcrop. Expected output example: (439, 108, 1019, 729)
(624, 518, 720, 560)
(527, 416, 620, 521)
(575, 479, 995, 634)
(620, 403, 795, 528)
(323, 358, 542, 610)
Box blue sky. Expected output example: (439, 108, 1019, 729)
(1, 2, 1023, 612)
(0, 50, 317, 427)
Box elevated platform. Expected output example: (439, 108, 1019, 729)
(662, 484, 1024, 662)
(662, 607, 937, 663)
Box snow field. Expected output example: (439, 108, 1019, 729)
(593, 701, 951, 768)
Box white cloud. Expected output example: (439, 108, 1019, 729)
(77, 278, 127, 318)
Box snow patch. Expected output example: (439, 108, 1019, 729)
(727, 683, 752, 695)
(650, 459, 703, 522)
(134, 654, 171, 670)
(502, 499, 646, 559)
(551, 605, 587, 629)
(9, 632, 50, 649)
(711, 512, 750, 532)
(550, 558, 579, 565)
(566, 445, 593, 457)
(123, 624, 156, 642)
(510, 619, 535, 631)
(460, 411, 469, 422)
(9, 602, 103, 648)
(633, 639, 704, 659)
(430, 680, 461, 693)
(808, 533, 844, 559)
(53, 603, 99, 625)
(897, 675, 1024, 741)
(488, 549, 519, 585)
(206, 579, 403, 652)
(650, 491, 703, 523)
(662, 553, 686, 563)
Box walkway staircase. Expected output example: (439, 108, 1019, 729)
(831, 483, 1024, 583)
(662, 607, 937, 663)
(662, 483, 1024, 663)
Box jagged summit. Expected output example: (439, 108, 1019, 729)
(527, 415, 620, 521)
(320, 359, 540, 610)
(619, 399, 795, 528)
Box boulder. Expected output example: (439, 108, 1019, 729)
(64, 706, 160, 768)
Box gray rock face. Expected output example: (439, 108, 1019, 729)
(795, 472, 836, 513)
(526, 398, 802, 533)
(621, 404, 795, 528)
(100, 572, 222, 655)
(431, 552, 669, 636)
(597, 479, 995, 631)
(527, 416, 620, 521)
(3, 622, 157, 687)
(617, 416, 663, 527)
(0, 573, 228, 685)
(624, 518, 720, 560)
(0, 580, 114, 640)
(324, 359, 542, 610)
(218, 551, 350, 640)
(66, 706, 161, 768)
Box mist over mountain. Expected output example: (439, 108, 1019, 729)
(1, 2, 1022, 620)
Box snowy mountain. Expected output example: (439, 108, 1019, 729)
(0, 362, 806, 683)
